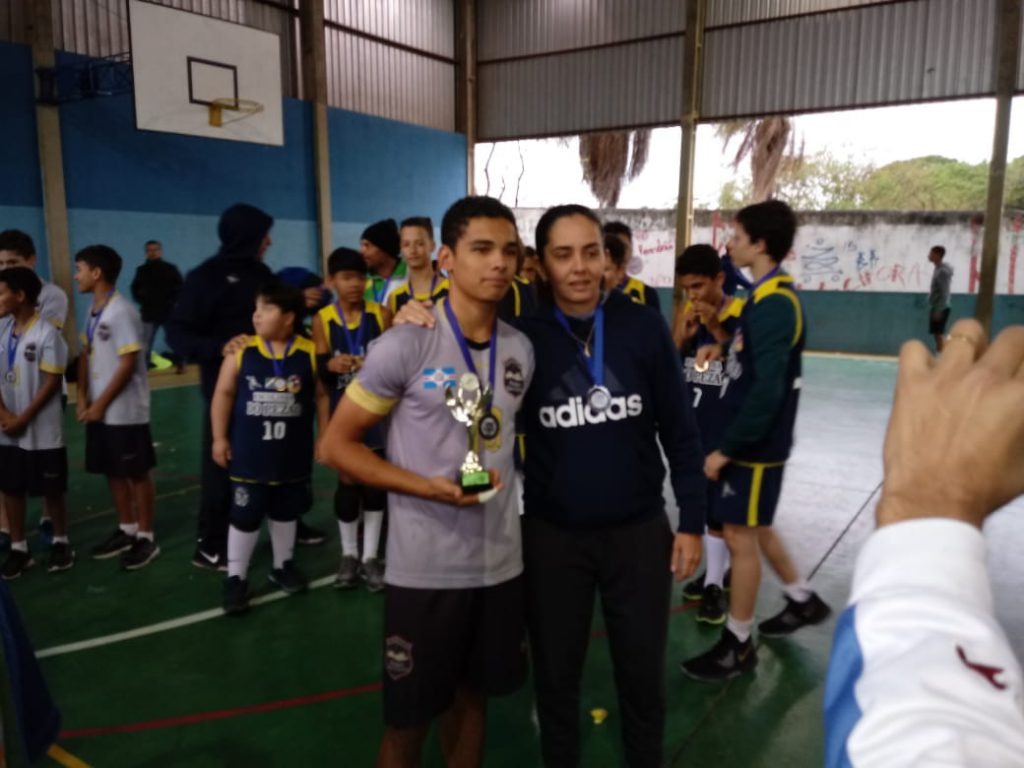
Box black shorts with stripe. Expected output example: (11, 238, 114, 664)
(711, 462, 786, 528)
(0, 446, 68, 496)
(85, 423, 156, 477)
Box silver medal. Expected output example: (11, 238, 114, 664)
(586, 385, 612, 413)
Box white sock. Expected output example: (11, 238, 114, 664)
(704, 534, 730, 588)
(784, 578, 812, 603)
(120, 522, 139, 536)
(727, 614, 753, 642)
(40, 515, 52, 523)
(11, 540, 28, 553)
(52, 536, 69, 545)
(339, 520, 360, 558)
(0, 528, 8, 535)
(227, 526, 259, 580)
(137, 530, 154, 542)
(268, 520, 296, 570)
(362, 510, 383, 563)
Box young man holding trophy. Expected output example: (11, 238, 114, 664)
(320, 196, 534, 768)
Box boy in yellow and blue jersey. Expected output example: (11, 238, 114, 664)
(603, 221, 661, 312)
(676, 245, 745, 625)
(211, 281, 327, 614)
(388, 217, 449, 315)
(682, 201, 831, 682)
(314, 248, 388, 591)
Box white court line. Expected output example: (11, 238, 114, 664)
(36, 574, 336, 659)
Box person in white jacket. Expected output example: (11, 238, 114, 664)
(825, 318, 1024, 766)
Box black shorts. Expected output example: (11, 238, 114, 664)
(712, 462, 786, 528)
(705, 481, 723, 533)
(229, 480, 312, 530)
(929, 308, 951, 335)
(0, 446, 68, 496)
(382, 575, 528, 728)
(85, 423, 156, 477)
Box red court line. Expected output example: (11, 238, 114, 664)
(59, 682, 383, 741)
(61, 605, 698, 740)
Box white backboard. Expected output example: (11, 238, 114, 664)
(129, 0, 284, 146)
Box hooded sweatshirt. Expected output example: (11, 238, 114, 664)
(166, 203, 274, 397)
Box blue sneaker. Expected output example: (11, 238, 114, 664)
(39, 519, 55, 548)
(0, 531, 10, 553)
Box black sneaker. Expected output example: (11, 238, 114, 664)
(0, 531, 10, 553)
(91, 529, 135, 560)
(223, 576, 250, 615)
(362, 558, 385, 593)
(39, 519, 55, 548)
(192, 546, 228, 573)
(680, 628, 757, 682)
(682, 572, 706, 602)
(758, 592, 832, 637)
(269, 560, 308, 594)
(333, 555, 360, 589)
(47, 542, 76, 573)
(1, 550, 34, 580)
(296, 520, 326, 546)
(121, 538, 161, 571)
(696, 584, 727, 625)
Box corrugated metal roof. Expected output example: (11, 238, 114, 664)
(478, 35, 683, 140)
(702, 0, 997, 119)
(324, 0, 453, 58)
(477, 0, 684, 61)
(325, 26, 454, 131)
(706, 0, 907, 28)
(0, 0, 30, 44)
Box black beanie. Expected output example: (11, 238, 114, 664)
(327, 247, 368, 275)
(360, 219, 400, 260)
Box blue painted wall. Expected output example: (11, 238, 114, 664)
(0, 41, 467, 343)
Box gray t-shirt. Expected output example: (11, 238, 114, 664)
(346, 300, 534, 589)
(929, 262, 953, 311)
(80, 292, 150, 425)
(0, 314, 68, 450)
(38, 281, 69, 330)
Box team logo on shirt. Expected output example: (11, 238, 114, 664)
(234, 486, 250, 508)
(287, 375, 303, 394)
(23, 343, 37, 363)
(422, 367, 458, 390)
(503, 358, 525, 396)
(97, 323, 111, 341)
(384, 635, 414, 680)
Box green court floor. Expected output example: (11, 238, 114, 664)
(8, 356, 1024, 767)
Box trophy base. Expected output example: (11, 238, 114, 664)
(460, 469, 493, 494)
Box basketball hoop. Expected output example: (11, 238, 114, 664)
(208, 97, 264, 127)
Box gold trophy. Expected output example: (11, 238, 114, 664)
(445, 372, 494, 492)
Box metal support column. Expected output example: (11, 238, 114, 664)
(28, 0, 77, 344)
(456, 0, 477, 194)
(976, 0, 1022, 333)
(675, 0, 706, 255)
(299, 0, 333, 274)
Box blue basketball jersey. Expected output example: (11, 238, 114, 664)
(316, 302, 385, 411)
(681, 296, 745, 452)
(230, 336, 317, 484)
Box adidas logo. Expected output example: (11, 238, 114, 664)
(539, 395, 643, 429)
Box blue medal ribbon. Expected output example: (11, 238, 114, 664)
(85, 295, 112, 351)
(750, 265, 781, 292)
(5, 323, 20, 378)
(443, 299, 496, 392)
(554, 304, 605, 389)
(338, 305, 366, 356)
(264, 336, 295, 381)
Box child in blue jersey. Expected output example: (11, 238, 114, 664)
(676, 245, 745, 626)
(211, 281, 327, 614)
(313, 248, 389, 591)
(682, 200, 831, 682)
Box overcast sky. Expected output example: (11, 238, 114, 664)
(476, 96, 1024, 210)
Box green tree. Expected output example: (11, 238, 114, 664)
(859, 156, 989, 210)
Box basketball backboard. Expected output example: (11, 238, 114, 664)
(128, 0, 284, 146)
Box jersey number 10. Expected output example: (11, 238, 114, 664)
(262, 421, 287, 441)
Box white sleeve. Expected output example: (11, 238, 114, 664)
(824, 519, 1024, 767)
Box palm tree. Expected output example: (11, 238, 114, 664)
(716, 116, 804, 202)
(578, 129, 652, 208)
